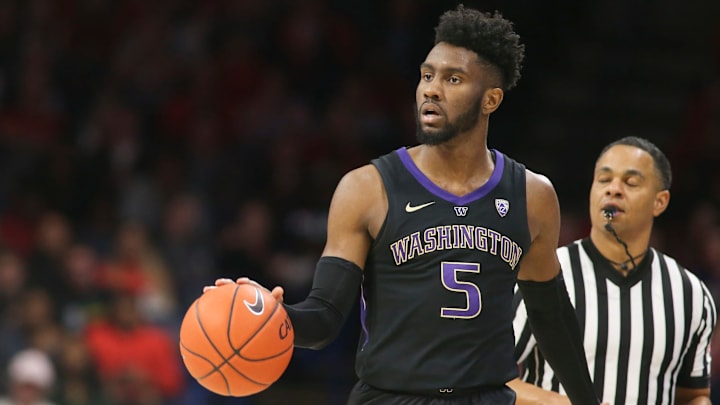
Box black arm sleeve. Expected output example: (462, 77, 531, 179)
(282, 256, 362, 350)
(517, 274, 600, 405)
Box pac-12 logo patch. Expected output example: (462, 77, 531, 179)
(495, 198, 509, 217)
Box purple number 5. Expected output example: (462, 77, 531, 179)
(440, 261, 481, 319)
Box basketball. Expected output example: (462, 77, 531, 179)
(179, 283, 294, 397)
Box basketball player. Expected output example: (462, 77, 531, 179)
(208, 5, 603, 404)
(511, 136, 717, 405)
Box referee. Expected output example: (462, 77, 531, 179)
(510, 136, 717, 405)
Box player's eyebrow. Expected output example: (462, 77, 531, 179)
(420, 62, 468, 76)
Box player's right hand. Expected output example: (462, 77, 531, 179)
(203, 278, 285, 304)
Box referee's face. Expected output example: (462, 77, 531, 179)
(590, 145, 669, 235)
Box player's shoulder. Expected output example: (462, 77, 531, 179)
(490, 151, 558, 207)
(332, 163, 385, 210)
(524, 168, 555, 193)
(337, 163, 383, 192)
(523, 168, 559, 212)
(330, 163, 388, 237)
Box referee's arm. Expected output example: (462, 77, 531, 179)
(673, 286, 716, 405)
(674, 387, 710, 405)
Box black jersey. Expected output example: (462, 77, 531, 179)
(355, 147, 532, 394)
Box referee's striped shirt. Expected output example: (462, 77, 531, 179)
(513, 238, 717, 405)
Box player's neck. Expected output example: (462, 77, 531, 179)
(420, 132, 490, 165)
(411, 144, 494, 195)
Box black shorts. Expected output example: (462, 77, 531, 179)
(346, 381, 516, 405)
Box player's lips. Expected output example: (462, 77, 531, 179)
(420, 102, 444, 125)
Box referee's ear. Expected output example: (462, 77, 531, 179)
(652, 189, 670, 217)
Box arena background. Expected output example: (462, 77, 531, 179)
(0, 0, 718, 404)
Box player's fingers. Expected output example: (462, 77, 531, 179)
(235, 278, 284, 303)
(235, 277, 253, 285)
(215, 278, 235, 287)
(271, 286, 284, 303)
(202, 278, 235, 293)
(235, 277, 267, 290)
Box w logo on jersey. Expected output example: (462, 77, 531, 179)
(454, 206, 468, 217)
(495, 199, 509, 217)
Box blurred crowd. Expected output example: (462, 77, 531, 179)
(0, 0, 718, 404)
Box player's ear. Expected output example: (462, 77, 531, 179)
(482, 87, 503, 115)
(652, 189, 670, 217)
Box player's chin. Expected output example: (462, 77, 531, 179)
(416, 128, 452, 145)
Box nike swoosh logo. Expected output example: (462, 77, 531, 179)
(405, 201, 435, 213)
(243, 288, 265, 315)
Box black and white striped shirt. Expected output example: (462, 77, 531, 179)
(513, 238, 717, 405)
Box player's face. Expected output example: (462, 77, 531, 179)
(589, 145, 669, 234)
(415, 42, 488, 145)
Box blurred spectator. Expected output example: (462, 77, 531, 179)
(98, 221, 177, 326)
(84, 292, 184, 405)
(19, 288, 64, 359)
(216, 199, 276, 287)
(0, 251, 28, 393)
(0, 348, 57, 405)
(0, 190, 39, 258)
(59, 244, 110, 333)
(159, 192, 215, 311)
(0, 31, 65, 150)
(52, 334, 107, 405)
(25, 211, 73, 315)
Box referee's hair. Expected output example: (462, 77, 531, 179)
(598, 136, 672, 191)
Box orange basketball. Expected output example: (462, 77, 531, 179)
(179, 283, 294, 397)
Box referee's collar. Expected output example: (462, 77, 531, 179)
(581, 238, 654, 286)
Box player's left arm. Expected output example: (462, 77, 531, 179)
(276, 165, 382, 350)
(515, 171, 601, 405)
(206, 165, 381, 349)
(516, 171, 562, 283)
(512, 284, 537, 363)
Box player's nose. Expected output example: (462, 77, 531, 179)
(421, 79, 442, 101)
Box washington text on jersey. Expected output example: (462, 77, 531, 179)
(389, 224, 523, 269)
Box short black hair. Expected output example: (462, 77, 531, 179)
(598, 136, 672, 190)
(434, 4, 525, 90)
